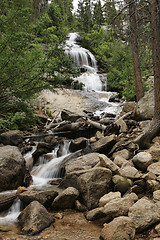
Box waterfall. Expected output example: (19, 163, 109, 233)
(30, 141, 70, 189)
(65, 33, 102, 91)
(0, 198, 21, 224)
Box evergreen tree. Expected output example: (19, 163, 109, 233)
(93, 0, 104, 31)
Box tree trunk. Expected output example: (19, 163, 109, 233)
(125, 0, 144, 101)
(135, 0, 160, 148)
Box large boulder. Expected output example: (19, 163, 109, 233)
(19, 189, 58, 209)
(147, 162, 160, 175)
(0, 145, 25, 192)
(60, 167, 112, 209)
(0, 130, 23, 146)
(135, 88, 154, 120)
(128, 197, 160, 232)
(18, 201, 54, 235)
(64, 152, 101, 174)
(52, 187, 79, 209)
(100, 216, 136, 240)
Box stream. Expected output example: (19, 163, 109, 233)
(0, 32, 122, 227)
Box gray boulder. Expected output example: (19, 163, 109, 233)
(18, 201, 54, 235)
(19, 189, 58, 209)
(128, 197, 160, 232)
(135, 88, 154, 120)
(103, 193, 138, 221)
(0, 145, 25, 192)
(100, 216, 136, 240)
(64, 152, 101, 174)
(132, 152, 152, 171)
(85, 207, 106, 221)
(61, 110, 82, 122)
(118, 165, 142, 179)
(61, 167, 112, 209)
(113, 149, 130, 160)
(91, 134, 117, 154)
(69, 137, 87, 152)
(0, 130, 23, 146)
(52, 187, 79, 209)
(99, 191, 121, 207)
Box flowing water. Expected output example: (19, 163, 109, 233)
(65, 32, 122, 117)
(0, 32, 122, 225)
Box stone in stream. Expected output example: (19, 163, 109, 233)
(61, 109, 82, 122)
(0, 145, 25, 192)
(18, 200, 54, 235)
(100, 216, 136, 240)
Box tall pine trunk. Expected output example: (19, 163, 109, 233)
(125, 0, 144, 101)
(136, 0, 160, 148)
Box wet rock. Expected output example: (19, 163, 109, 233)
(19, 189, 58, 209)
(132, 152, 152, 171)
(85, 207, 106, 221)
(103, 193, 138, 221)
(99, 192, 121, 207)
(99, 154, 119, 173)
(64, 152, 101, 174)
(61, 167, 112, 209)
(109, 94, 121, 103)
(128, 197, 160, 232)
(61, 110, 82, 122)
(18, 200, 54, 235)
(32, 142, 53, 163)
(69, 137, 87, 152)
(0, 193, 17, 212)
(91, 134, 117, 154)
(0, 145, 25, 192)
(112, 175, 133, 195)
(100, 216, 136, 240)
(0, 130, 23, 146)
(52, 187, 79, 209)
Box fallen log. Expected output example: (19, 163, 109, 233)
(0, 193, 18, 212)
(85, 118, 107, 131)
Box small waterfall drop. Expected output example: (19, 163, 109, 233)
(0, 198, 21, 224)
(65, 33, 102, 91)
(30, 141, 70, 189)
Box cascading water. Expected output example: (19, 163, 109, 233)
(29, 141, 70, 189)
(65, 32, 122, 118)
(65, 33, 103, 91)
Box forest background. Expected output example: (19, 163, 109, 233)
(0, 0, 154, 133)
